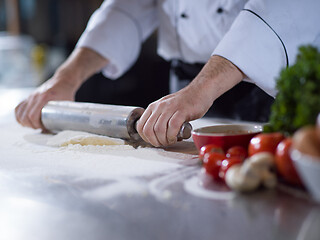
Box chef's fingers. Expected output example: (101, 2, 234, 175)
(28, 95, 47, 130)
(140, 112, 162, 147)
(24, 101, 37, 129)
(136, 110, 154, 144)
(15, 100, 33, 128)
(22, 97, 39, 129)
(167, 111, 186, 144)
(14, 100, 26, 125)
(16, 99, 36, 129)
(153, 113, 170, 146)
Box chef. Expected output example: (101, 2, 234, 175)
(15, 0, 320, 147)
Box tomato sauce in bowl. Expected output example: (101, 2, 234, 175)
(192, 124, 263, 151)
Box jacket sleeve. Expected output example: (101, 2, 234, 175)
(76, 0, 158, 79)
(212, 0, 320, 97)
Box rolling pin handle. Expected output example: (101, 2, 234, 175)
(177, 122, 192, 141)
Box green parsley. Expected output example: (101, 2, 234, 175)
(264, 45, 320, 135)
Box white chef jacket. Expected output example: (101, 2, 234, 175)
(76, 0, 320, 97)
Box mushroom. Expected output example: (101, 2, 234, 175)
(225, 164, 261, 192)
(249, 152, 275, 169)
(225, 152, 277, 192)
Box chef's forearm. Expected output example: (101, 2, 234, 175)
(54, 47, 109, 90)
(189, 55, 244, 106)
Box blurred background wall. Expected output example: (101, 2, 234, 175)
(0, 0, 170, 108)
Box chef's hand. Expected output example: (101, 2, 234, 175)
(15, 47, 109, 130)
(136, 55, 244, 147)
(136, 85, 209, 147)
(15, 74, 78, 130)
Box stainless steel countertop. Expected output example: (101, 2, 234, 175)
(0, 166, 319, 240)
(1, 88, 319, 240)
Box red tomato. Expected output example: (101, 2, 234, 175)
(199, 144, 224, 161)
(203, 152, 225, 180)
(226, 146, 248, 161)
(275, 138, 302, 186)
(219, 157, 243, 180)
(248, 132, 285, 156)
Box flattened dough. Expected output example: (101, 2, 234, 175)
(47, 130, 125, 147)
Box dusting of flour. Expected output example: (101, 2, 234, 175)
(47, 130, 126, 147)
(2, 123, 198, 181)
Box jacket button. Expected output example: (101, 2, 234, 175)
(217, 7, 224, 14)
(180, 13, 188, 18)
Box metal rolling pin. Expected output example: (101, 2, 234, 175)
(41, 101, 192, 142)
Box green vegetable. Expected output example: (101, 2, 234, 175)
(264, 45, 320, 135)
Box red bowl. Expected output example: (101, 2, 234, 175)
(192, 124, 263, 151)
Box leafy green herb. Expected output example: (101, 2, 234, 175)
(264, 45, 320, 135)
